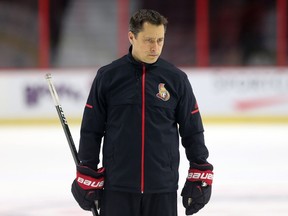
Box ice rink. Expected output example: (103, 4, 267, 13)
(1, 123, 288, 216)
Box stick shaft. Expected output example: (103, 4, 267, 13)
(45, 74, 99, 216)
(45, 73, 80, 165)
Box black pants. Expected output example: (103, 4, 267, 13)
(100, 190, 177, 216)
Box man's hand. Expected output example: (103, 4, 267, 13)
(71, 165, 105, 211)
(181, 163, 213, 215)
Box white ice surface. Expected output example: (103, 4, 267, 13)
(0, 123, 288, 216)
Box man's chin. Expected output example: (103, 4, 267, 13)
(144, 56, 159, 64)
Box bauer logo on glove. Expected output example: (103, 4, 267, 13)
(76, 167, 105, 190)
(187, 169, 213, 185)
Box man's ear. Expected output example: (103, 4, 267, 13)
(128, 31, 134, 44)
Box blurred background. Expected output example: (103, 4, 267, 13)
(0, 0, 287, 68)
(0, 0, 288, 215)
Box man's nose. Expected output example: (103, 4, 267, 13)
(150, 42, 157, 51)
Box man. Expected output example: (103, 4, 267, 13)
(71, 9, 213, 216)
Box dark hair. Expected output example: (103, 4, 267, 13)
(129, 9, 168, 36)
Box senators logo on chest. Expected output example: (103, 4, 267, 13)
(156, 83, 170, 101)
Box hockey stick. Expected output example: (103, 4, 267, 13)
(45, 73, 99, 216)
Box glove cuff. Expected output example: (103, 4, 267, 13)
(190, 162, 213, 171)
(76, 166, 105, 190)
(187, 163, 214, 185)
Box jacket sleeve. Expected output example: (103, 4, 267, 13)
(78, 71, 107, 169)
(176, 74, 209, 166)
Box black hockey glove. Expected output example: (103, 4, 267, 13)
(181, 163, 213, 215)
(71, 165, 105, 211)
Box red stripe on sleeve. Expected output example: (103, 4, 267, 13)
(191, 109, 199, 114)
(86, 104, 93, 109)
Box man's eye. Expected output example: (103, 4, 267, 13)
(144, 38, 164, 44)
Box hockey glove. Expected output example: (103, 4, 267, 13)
(181, 163, 213, 215)
(71, 165, 105, 211)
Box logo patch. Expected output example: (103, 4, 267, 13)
(156, 83, 170, 101)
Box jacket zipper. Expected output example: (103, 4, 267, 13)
(141, 63, 146, 193)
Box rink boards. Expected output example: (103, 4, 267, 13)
(0, 67, 288, 124)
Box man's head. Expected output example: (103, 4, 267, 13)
(128, 9, 168, 64)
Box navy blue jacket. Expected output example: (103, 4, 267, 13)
(78, 47, 210, 194)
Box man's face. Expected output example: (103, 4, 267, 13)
(128, 22, 165, 64)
